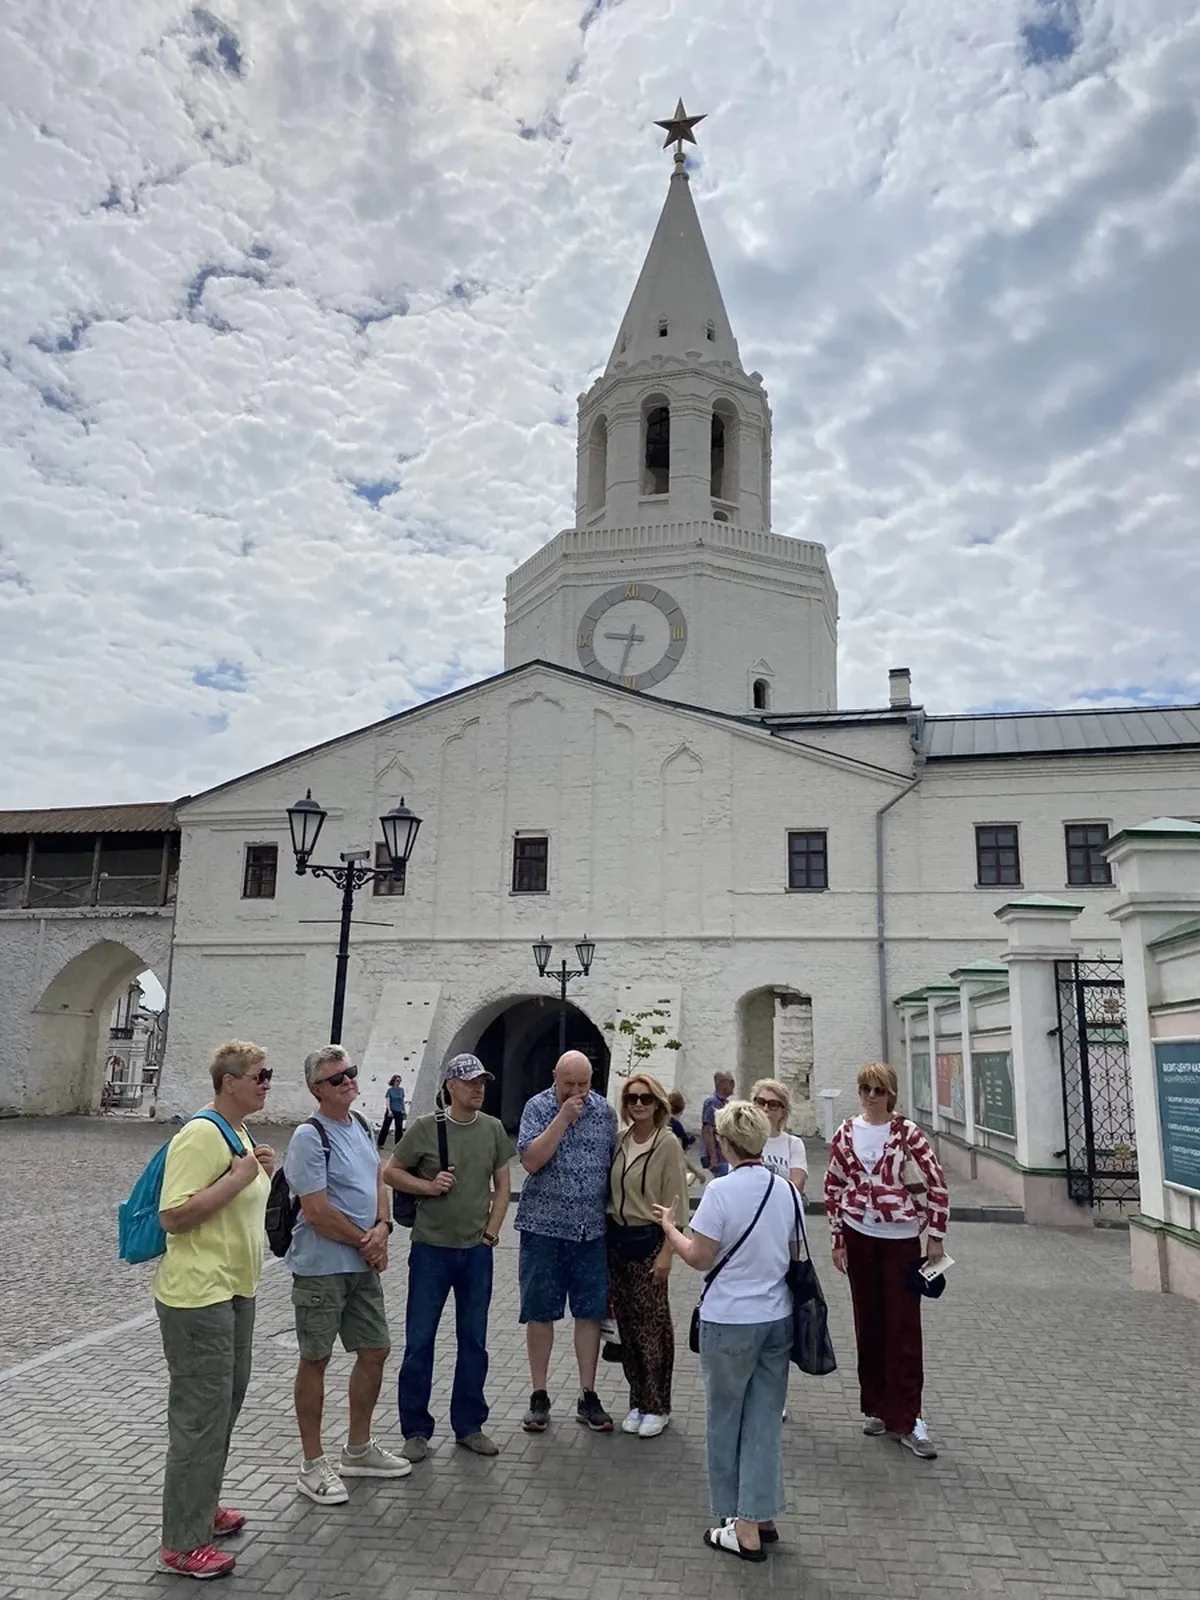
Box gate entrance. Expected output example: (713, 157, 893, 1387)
(1054, 957, 1138, 1207)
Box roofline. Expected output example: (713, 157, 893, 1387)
(924, 742, 1200, 763)
(179, 660, 914, 812)
(926, 701, 1200, 723)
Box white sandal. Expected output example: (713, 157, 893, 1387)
(703, 1523, 767, 1563)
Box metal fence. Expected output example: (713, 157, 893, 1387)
(1054, 957, 1138, 1207)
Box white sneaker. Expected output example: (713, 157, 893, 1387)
(637, 1413, 669, 1438)
(339, 1438, 412, 1478)
(297, 1456, 349, 1504)
(621, 1409, 644, 1435)
(900, 1420, 937, 1460)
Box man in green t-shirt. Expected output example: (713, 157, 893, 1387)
(385, 1054, 515, 1461)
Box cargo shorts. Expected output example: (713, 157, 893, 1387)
(291, 1270, 390, 1361)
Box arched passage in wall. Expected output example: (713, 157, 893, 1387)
(30, 939, 158, 1114)
(735, 984, 815, 1133)
(443, 994, 611, 1132)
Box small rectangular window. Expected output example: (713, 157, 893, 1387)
(512, 834, 548, 893)
(372, 841, 406, 896)
(787, 830, 828, 892)
(242, 843, 278, 899)
(975, 824, 1021, 887)
(1065, 823, 1112, 886)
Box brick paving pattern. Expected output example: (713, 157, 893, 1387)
(2, 1117, 1198, 1598)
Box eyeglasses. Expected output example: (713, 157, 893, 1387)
(252, 1069, 273, 1086)
(859, 1084, 889, 1098)
(320, 1065, 359, 1088)
(624, 1092, 656, 1107)
(753, 1096, 784, 1111)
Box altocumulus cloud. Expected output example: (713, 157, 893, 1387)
(1, 0, 1198, 805)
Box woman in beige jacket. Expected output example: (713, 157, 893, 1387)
(606, 1073, 690, 1439)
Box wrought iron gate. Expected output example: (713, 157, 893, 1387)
(1054, 957, 1138, 1206)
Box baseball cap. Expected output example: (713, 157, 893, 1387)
(443, 1053, 494, 1083)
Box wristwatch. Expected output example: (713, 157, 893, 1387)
(482, 1230, 499, 1246)
(376, 1217, 394, 1235)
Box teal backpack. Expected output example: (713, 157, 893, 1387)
(118, 1111, 245, 1264)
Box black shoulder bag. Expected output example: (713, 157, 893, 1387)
(688, 1172, 775, 1354)
(786, 1185, 837, 1375)
(390, 1108, 449, 1228)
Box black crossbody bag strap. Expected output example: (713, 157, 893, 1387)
(699, 1172, 775, 1306)
(436, 1108, 449, 1172)
(789, 1182, 812, 1260)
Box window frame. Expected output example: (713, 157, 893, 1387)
(241, 842, 279, 900)
(511, 833, 549, 894)
(974, 823, 1022, 888)
(1064, 822, 1113, 887)
(372, 841, 406, 897)
(786, 829, 829, 893)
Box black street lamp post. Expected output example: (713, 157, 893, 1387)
(532, 934, 596, 1056)
(287, 789, 422, 1045)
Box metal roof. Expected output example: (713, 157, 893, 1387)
(0, 803, 179, 836)
(922, 705, 1200, 760)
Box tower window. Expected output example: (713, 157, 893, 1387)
(644, 403, 670, 496)
(587, 416, 608, 517)
(752, 678, 771, 711)
(657, 318, 669, 338)
(711, 400, 738, 504)
(705, 320, 715, 341)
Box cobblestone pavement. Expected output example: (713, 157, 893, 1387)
(2, 1117, 1199, 1599)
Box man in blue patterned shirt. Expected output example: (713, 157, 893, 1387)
(515, 1050, 618, 1434)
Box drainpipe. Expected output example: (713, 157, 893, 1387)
(874, 713, 926, 1059)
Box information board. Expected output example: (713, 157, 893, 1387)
(1154, 1041, 1200, 1194)
(973, 1050, 1015, 1138)
(912, 1052, 932, 1115)
(936, 1052, 965, 1122)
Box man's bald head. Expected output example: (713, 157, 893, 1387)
(553, 1050, 593, 1101)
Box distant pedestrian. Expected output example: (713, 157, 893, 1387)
(751, 1079, 809, 1190)
(153, 1040, 276, 1581)
(608, 1074, 690, 1438)
(824, 1062, 949, 1460)
(655, 1099, 796, 1562)
(387, 1054, 515, 1460)
(668, 1089, 708, 1186)
(515, 1050, 618, 1434)
(377, 1075, 406, 1149)
(701, 1072, 735, 1178)
(283, 1045, 410, 1505)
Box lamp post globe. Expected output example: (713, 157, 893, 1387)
(287, 789, 327, 873)
(532, 936, 553, 977)
(380, 797, 422, 872)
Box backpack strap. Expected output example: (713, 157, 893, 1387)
(193, 1109, 246, 1157)
(435, 1108, 449, 1172)
(699, 1171, 775, 1306)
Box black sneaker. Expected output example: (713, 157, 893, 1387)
(576, 1389, 614, 1432)
(522, 1390, 551, 1432)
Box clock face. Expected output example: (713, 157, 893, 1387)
(576, 582, 688, 690)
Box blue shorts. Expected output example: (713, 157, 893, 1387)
(518, 1231, 608, 1324)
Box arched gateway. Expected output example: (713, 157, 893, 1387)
(443, 995, 611, 1132)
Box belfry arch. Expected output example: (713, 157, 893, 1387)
(736, 984, 816, 1134)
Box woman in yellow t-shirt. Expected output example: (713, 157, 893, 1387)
(153, 1040, 275, 1582)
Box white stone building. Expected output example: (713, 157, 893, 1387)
(4, 143, 1200, 1137)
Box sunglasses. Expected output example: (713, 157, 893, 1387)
(320, 1065, 359, 1088)
(228, 1068, 272, 1086)
(860, 1084, 889, 1097)
(753, 1096, 784, 1111)
(624, 1092, 657, 1107)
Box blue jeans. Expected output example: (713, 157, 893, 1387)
(700, 1315, 791, 1523)
(398, 1242, 493, 1440)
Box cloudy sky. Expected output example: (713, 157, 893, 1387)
(2, 0, 1198, 807)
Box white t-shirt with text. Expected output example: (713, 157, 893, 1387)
(762, 1131, 808, 1183)
(691, 1165, 797, 1324)
(845, 1115, 921, 1240)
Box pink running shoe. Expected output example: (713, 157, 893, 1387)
(157, 1543, 235, 1579)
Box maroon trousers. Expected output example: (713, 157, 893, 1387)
(842, 1226, 924, 1435)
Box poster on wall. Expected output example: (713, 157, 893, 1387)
(936, 1052, 965, 1122)
(1154, 1041, 1200, 1194)
(973, 1051, 1015, 1138)
(912, 1052, 932, 1115)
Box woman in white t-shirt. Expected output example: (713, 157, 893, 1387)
(751, 1079, 808, 1191)
(655, 1099, 796, 1564)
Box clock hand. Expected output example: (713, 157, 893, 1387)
(604, 624, 645, 677)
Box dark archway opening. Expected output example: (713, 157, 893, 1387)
(472, 999, 610, 1132)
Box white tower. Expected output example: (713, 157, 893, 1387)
(505, 105, 838, 715)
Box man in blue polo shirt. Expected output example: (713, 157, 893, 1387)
(515, 1050, 618, 1435)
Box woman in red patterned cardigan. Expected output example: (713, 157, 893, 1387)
(824, 1062, 949, 1459)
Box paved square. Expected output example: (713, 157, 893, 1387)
(2, 1118, 1198, 1599)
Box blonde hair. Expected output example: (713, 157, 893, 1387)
(750, 1078, 792, 1123)
(209, 1039, 266, 1093)
(857, 1061, 899, 1114)
(714, 1099, 770, 1161)
(620, 1073, 671, 1130)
